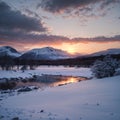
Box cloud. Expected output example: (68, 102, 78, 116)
(0, 1, 47, 33)
(40, 0, 120, 20)
(100, 0, 119, 9)
(73, 35, 120, 43)
(0, 29, 120, 50)
(0, 1, 119, 51)
(0, 29, 69, 47)
(40, 0, 97, 13)
(24, 8, 40, 18)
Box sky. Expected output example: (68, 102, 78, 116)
(0, 0, 120, 54)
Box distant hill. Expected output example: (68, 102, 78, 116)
(90, 48, 120, 57)
(0, 46, 120, 66)
(0, 46, 21, 58)
(20, 47, 71, 60)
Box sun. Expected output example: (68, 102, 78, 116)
(67, 49, 75, 54)
(67, 48, 76, 54)
(60, 43, 77, 55)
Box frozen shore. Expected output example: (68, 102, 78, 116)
(0, 67, 120, 120)
(0, 66, 92, 79)
(0, 72, 120, 120)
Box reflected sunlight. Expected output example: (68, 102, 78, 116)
(52, 76, 82, 87)
(69, 77, 77, 83)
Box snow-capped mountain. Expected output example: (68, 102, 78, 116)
(90, 48, 120, 57)
(20, 47, 71, 60)
(0, 46, 21, 58)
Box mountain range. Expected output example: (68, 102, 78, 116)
(0, 46, 21, 58)
(0, 46, 120, 60)
(90, 48, 120, 57)
(20, 47, 71, 60)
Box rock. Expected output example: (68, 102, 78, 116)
(0, 115, 4, 119)
(18, 87, 32, 92)
(21, 79, 27, 83)
(110, 113, 114, 116)
(80, 117, 82, 119)
(65, 118, 69, 120)
(28, 78, 36, 82)
(40, 109, 44, 113)
(12, 117, 19, 120)
(33, 86, 39, 90)
(33, 75, 37, 79)
(96, 103, 100, 106)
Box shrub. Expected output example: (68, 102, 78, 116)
(91, 55, 119, 78)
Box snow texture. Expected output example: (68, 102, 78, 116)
(0, 74, 120, 120)
(0, 46, 21, 58)
(90, 48, 120, 56)
(91, 55, 119, 78)
(20, 47, 71, 60)
(0, 66, 92, 79)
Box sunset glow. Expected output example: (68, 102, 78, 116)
(0, 1, 120, 120)
(61, 44, 77, 54)
(0, 0, 120, 54)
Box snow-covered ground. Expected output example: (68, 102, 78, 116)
(0, 67, 120, 120)
(0, 66, 92, 79)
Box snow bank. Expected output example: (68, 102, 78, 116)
(0, 66, 92, 79)
(0, 75, 120, 120)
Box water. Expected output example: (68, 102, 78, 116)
(0, 75, 87, 90)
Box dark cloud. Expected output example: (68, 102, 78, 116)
(0, 27, 120, 47)
(100, 0, 119, 9)
(40, 0, 120, 19)
(40, 0, 97, 13)
(73, 35, 120, 43)
(0, 29, 69, 45)
(0, 1, 47, 33)
(0, 1, 119, 51)
(24, 8, 40, 18)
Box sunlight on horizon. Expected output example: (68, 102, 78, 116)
(15, 41, 120, 55)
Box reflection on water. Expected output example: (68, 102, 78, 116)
(16, 75, 87, 89)
(0, 75, 87, 90)
(51, 76, 85, 87)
